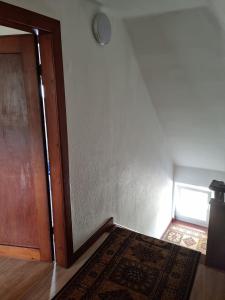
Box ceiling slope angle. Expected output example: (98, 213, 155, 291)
(94, 0, 207, 18)
(125, 5, 225, 172)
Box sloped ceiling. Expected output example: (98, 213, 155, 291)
(97, 0, 207, 18)
(125, 5, 225, 172)
(96, 0, 225, 172)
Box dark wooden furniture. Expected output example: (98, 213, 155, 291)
(206, 199, 225, 270)
(209, 180, 225, 202)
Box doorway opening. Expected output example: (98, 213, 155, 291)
(0, 26, 54, 261)
(34, 28, 56, 260)
(0, 1, 74, 268)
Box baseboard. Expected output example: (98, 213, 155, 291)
(0, 245, 40, 261)
(71, 217, 115, 263)
(173, 219, 208, 231)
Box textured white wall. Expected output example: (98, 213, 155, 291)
(174, 165, 225, 188)
(4, 0, 173, 250)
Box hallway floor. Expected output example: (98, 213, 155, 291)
(162, 220, 208, 254)
(0, 234, 108, 300)
(1, 227, 225, 300)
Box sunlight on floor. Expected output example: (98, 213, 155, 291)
(163, 221, 207, 254)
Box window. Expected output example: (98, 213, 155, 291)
(174, 183, 212, 227)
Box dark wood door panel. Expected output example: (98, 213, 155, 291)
(0, 35, 52, 259)
(0, 1, 73, 267)
(0, 53, 39, 247)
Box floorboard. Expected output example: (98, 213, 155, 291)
(0, 232, 225, 299)
(0, 234, 108, 300)
(190, 263, 225, 300)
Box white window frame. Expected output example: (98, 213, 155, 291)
(173, 182, 212, 227)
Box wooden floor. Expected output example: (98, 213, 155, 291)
(1, 233, 225, 300)
(190, 262, 225, 300)
(0, 234, 108, 300)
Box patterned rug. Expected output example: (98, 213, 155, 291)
(54, 227, 200, 300)
(163, 222, 207, 255)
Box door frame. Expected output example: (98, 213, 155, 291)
(0, 1, 73, 267)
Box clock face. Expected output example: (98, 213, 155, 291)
(92, 13, 112, 46)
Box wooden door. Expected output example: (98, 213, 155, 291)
(0, 35, 52, 261)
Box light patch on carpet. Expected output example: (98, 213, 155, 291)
(162, 222, 207, 254)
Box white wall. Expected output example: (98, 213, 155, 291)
(174, 165, 225, 188)
(4, 0, 173, 250)
(208, 0, 225, 31)
(0, 25, 27, 35)
(126, 7, 225, 172)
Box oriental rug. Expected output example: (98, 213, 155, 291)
(163, 222, 207, 255)
(54, 227, 200, 300)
